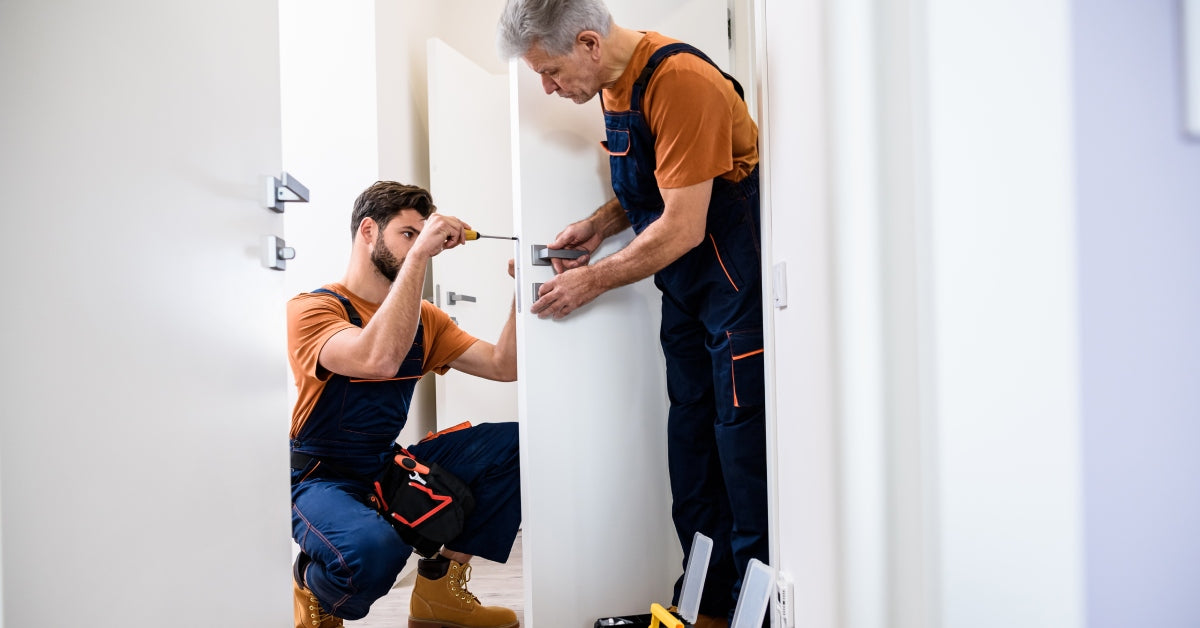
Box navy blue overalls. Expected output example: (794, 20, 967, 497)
(602, 43, 768, 619)
(290, 289, 521, 620)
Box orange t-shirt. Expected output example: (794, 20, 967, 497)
(286, 283, 479, 438)
(601, 32, 759, 188)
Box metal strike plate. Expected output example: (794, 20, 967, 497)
(773, 261, 788, 309)
(531, 244, 587, 266)
(262, 171, 310, 213)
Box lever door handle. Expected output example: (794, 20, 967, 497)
(531, 244, 587, 266)
(262, 171, 311, 213)
(447, 291, 476, 305)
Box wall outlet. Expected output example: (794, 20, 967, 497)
(775, 572, 795, 628)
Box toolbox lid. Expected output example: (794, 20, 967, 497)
(677, 532, 713, 624)
(730, 558, 775, 628)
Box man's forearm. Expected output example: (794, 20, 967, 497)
(589, 197, 631, 239)
(587, 214, 696, 292)
(359, 253, 429, 371)
(493, 297, 518, 381)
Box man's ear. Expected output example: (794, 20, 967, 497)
(358, 217, 377, 245)
(577, 30, 602, 59)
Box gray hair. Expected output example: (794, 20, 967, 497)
(497, 0, 613, 58)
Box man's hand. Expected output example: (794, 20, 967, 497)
(529, 266, 606, 319)
(547, 217, 603, 273)
(413, 214, 471, 259)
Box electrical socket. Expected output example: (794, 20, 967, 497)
(775, 572, 795, 628)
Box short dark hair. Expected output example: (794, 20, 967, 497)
(350, 181, 437, 239)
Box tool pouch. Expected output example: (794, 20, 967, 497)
(369, 448, 475, 558)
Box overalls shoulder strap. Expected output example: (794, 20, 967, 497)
(311, 288, 362, 327)
(630, 42, 745, 113)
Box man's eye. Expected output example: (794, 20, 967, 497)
(402, 232, 415, 239)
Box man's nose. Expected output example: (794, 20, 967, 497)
(541, 74, 557, 95)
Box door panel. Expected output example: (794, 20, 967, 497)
(428, 38, 520, 430)
(424, 2, 727, 625)
(511, 2, 727, 626)
(0, 1, 290, 625)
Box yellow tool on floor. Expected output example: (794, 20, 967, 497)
(594, 533, 713, 628)
(648, 603, 684, 628)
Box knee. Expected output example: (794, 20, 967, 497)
(350, 525, 412, 585)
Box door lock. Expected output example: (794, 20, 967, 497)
(261, 235, 295, 271)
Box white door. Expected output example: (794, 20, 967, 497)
(510, 3, 728, 627)
(428, 38, 520, 430)
(425, 3, 728, 626)
(0, 2, 291, 626)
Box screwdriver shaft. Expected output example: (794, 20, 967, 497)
(464, 229, 517, 241)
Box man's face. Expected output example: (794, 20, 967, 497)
(523, 40, 601, 104)
(369, 209, 424, 282)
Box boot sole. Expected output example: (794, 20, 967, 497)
(407, 619, 518, 628)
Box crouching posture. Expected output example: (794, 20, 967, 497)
(287, 181, 521, 628)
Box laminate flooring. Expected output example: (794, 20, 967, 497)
(346, 531, 524, 627)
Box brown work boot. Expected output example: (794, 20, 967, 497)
(294, 579, 344, 628)
(409, 556, 519, 628)
(294, 552, 344, 628)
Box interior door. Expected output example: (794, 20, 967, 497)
(428, 38, 520, 430)
(425, 3, 728, 625)
(0, 2, 291, 625)
(510, 2, 729, 627)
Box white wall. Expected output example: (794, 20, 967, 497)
(925, 2, 1083, 625)
(757, 1, 841, 626)
(1074, 1, 1200, 625)
(763, 1, 1085, 627)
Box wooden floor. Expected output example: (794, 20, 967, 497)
(347, 532, 525, 627)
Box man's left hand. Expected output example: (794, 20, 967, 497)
(529, 266, 603, 320)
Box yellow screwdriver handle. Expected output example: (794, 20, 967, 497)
(464, 229, 479, 241)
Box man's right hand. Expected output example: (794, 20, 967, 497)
(548, 217, 603, 273)
(413, 214, 470, 259)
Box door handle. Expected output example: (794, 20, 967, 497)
(262, 171, 310, 213)
(531, 244, 587, 266)
(447, 291, 476, 305)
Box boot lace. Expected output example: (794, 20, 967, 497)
(449, 563, 482, 606)
(307, 590, 343, 627)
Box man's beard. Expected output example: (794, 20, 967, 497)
(371, 234, 402, 282)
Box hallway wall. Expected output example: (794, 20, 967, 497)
(1074, 2, 1200, 626)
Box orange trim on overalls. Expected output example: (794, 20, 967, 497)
(348, 375, 424, 383)
(421, 421, 473, 443)
(729, 332, 764, 408)
(709, 234, 739, 292)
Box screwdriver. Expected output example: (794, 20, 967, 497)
(464, 229, 517, 241)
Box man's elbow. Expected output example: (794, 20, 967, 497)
(495, 362, 518, 382)
(361, 356, 403, 380)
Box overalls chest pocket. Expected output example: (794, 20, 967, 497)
(604, 111, 663, 231)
